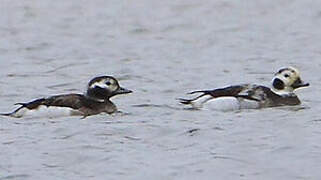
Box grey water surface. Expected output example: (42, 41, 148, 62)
(1, 0, 321, 179)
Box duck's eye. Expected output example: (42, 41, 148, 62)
(284, 74, 290, 78)
(106, 81, 111, 86)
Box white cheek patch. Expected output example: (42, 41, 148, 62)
(90, 81, 108, 89)
(282, 73, 299, 86)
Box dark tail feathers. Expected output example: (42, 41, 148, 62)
(187, 90, 212, 95)
(0, 112, 13, 116)
(0, 103, 26, 118)
(178, 90, 211, 105)
(177, 98, 194, 105)
(14, 102, 28, 106)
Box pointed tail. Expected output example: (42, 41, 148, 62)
(0, 112, 13, 117)
(177, 98, 195, 105)
(0, 104, 26, 118)
(178, 90, 211, 105)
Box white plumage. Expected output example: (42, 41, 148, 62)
(10, 105, 76, 118)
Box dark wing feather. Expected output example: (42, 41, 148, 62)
(15, 98, 46, 109)
(5, 94, 84, 113)
(41, 94, 84, 109)
(179, 85, 246, 104)
(0, 94, 92, 117)
(201, 85, 246, 97)
(178, 92, 209, 104)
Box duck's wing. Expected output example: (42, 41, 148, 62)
(1, 94, 85, 118)
(178, 84, 259, 105)
(41, 94, 84, 109)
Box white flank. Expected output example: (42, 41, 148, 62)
(196, 96, 260, 111)
(190, 95, 213, 109)
(202, 97, 240, 111)
(13, 105, 78, 118)
(238, 98, 260, 109)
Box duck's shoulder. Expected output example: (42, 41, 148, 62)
(231, 84, 268, 101)
(48, 94, 91, 109)
(244, 84, 301, 106)
(242, 84, 273, 95)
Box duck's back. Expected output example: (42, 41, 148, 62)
(2, 94, 117, 118)
(180, 84, 301, 111)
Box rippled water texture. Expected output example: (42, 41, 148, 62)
(1, 0, 321, 179)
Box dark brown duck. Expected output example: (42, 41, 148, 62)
(1, 76, 132, 118)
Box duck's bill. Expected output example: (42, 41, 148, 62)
(115, 87, 133, 95)
(292, 79, 310, 89)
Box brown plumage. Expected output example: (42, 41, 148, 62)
(1, 76, 132, 118)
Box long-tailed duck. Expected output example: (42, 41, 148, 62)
(1, 76, 132, 118)
(179, 67, 309, 111)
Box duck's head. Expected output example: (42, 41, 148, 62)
(86, 76, 132, 101)
(272, 67, 309, 94)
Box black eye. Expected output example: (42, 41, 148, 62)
(106, 81, 111, 86)
(284, 74, 290, 78)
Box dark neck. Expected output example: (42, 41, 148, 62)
(86, 87, 111, 101)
